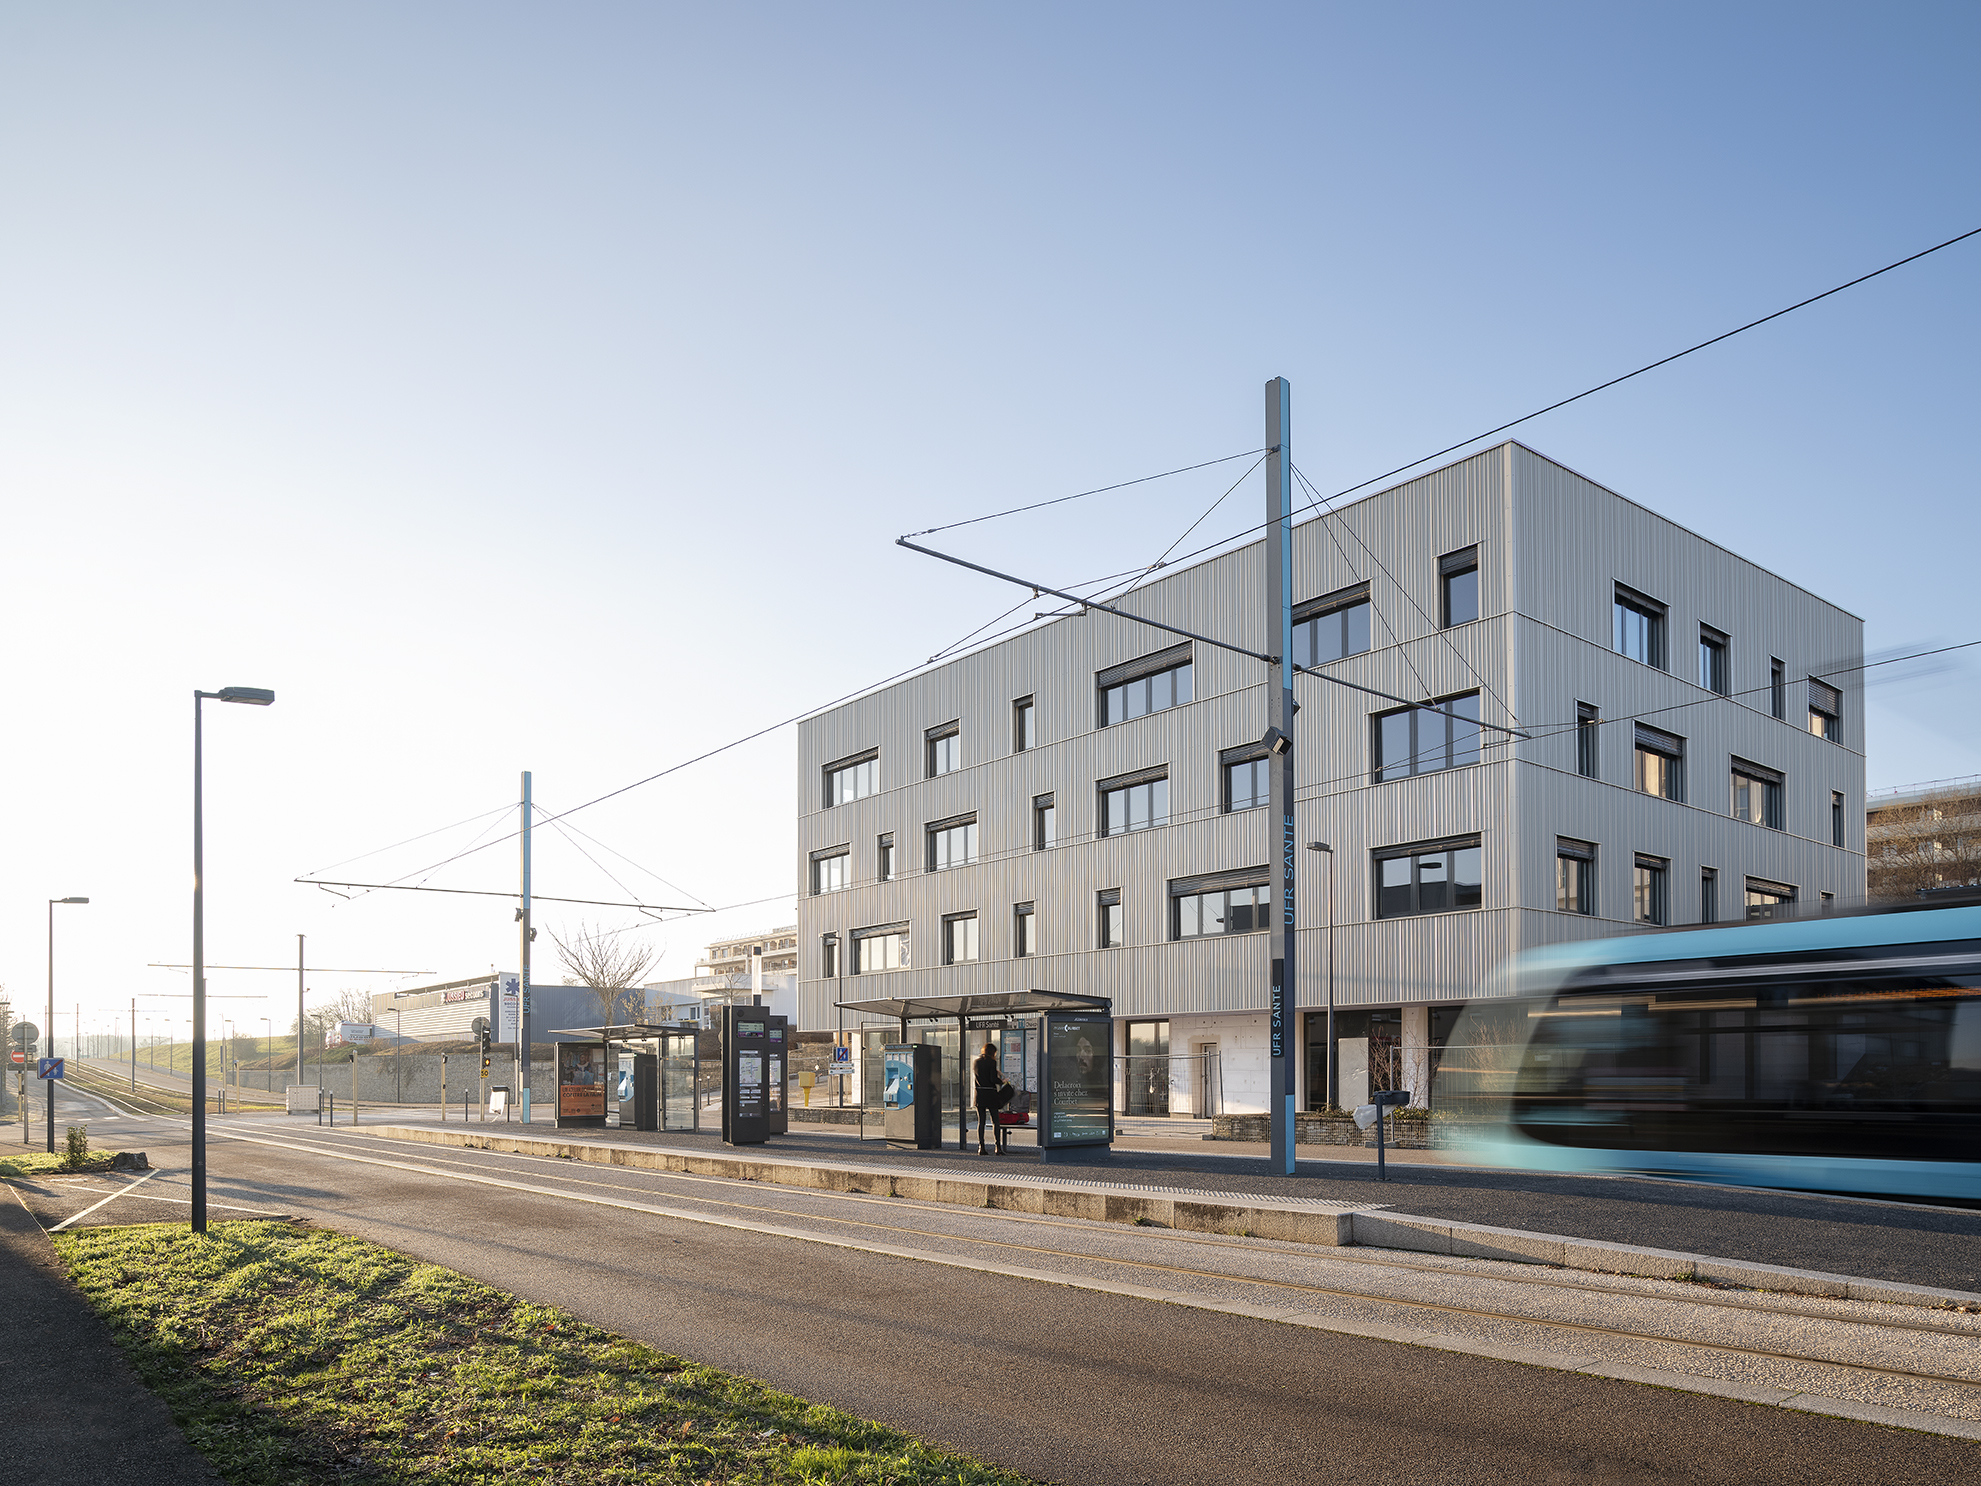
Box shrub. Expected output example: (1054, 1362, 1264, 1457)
(62, 1123, 90, 1171)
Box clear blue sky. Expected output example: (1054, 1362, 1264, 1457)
(3, 3, 1976, 1037)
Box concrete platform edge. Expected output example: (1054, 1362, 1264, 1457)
(366, 1125, 1981, 1313)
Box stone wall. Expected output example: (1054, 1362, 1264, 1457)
(1209, 1111, 1466, 1149)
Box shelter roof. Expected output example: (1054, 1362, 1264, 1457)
(832, 991, 1109, 1021)
(547, 1022, 699, 1042)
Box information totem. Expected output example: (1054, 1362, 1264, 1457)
(882, 1042, 941, 1150)
(721, 1005, 772, 1146)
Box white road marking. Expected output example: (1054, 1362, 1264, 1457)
(50, 1168, 161, 1232)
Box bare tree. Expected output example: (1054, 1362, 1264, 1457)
(549, 921, 660, 1031)
(1868, 783, 1981, 900)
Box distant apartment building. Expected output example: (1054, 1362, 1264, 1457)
(697, 926, 799, 980)
(1867, 775, 1981, 900)
(794, 443, 1865, 1116)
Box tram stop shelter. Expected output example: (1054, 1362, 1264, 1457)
(834, 990, 1112, 1154)
(550, 1022, 703, 1132)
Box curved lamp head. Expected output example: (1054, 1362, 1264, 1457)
(55, 896, 89, 904)
(216, 687, 275, 706)
(1305, 842, 1331, 855)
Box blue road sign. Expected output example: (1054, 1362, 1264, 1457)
(830, 1045, 851, 1065)
(37, 1057, 63, 1081)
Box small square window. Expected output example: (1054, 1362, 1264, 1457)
(1615, 586, 1667, 670)
(1224, 755, 1270, 812)
(1730, 761, 1784, 830)
(926, 816, 978, 871)
(1556, 839, 1595, 915)
(1634, 725, 1684, 802)
(824, 751, 878, 807)
(1440, 547, 1480, 627)
(926, 723, 961, 778)
(1809, 679, 1842, 743)
(1634, 855, 1668, 926)
(942, 912, 979, 965)
(1100, 773, 1168, 836)
(810, 849, 850, 895)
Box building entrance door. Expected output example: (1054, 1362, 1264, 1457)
(1126, 1020, 1170, 1116)
(1197, 1041, 1218, 1116)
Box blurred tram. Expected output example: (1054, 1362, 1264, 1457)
(1437, 899, 1981, 1201)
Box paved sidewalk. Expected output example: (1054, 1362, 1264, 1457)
(0, 1194, 219, 1485)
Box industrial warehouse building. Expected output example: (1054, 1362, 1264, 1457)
(794, 443, 1866, 1116)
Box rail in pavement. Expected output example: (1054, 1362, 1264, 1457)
(371, 1124, 1981, 1313)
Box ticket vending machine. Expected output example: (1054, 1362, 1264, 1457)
(882, 1042, 941, 1150)
(721, 1005, 772, 1146)
(767, 1016, 789, 1136)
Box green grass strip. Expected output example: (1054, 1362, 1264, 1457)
(56, 1220, 1041, 1486)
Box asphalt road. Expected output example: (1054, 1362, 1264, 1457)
(17, 1099, 1978, 1486)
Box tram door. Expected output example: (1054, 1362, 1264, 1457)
(660, 1030, 698, 1132)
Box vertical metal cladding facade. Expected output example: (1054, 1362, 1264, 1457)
(795, 443, 1866, 1111)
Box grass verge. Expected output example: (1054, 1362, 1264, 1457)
(56, 1220, 1040, 1486)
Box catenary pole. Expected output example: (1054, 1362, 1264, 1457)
(519, 771, 533, 1125)
(297, 934, 305, 1085)
(1266, 377, 1298, 1176)
(192, 692, 208, 1225)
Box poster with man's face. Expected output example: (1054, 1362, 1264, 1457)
(1046, 1017, 1111, 1145)
(558, 1044, 605, 1118)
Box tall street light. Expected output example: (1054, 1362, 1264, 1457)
(46, 897, 88, 1152)
(1307, 842, 1336, 1110)
(193, 685, 275, 1233)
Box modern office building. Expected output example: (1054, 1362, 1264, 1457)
(794, 443, 1865, 1115)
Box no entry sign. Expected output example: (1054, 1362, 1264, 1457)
(8, 1050, 23, 1066)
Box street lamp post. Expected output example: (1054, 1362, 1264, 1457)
(1307, 842, 1336, 1110)
(46, 897, 88, 1152)
(193, 684, 275, 1234)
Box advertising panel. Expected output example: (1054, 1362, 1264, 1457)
(1044, 1015, 1112, 1147)
(883, 1049, 915, 1111)
(558, 1043, 605, 1119)
(497, 973, 520, 1042)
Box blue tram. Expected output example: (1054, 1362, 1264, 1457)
(1438, 901, 1981, 1201)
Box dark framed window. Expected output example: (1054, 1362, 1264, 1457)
(1556, 839, 1595, 915)
(810, 847, 850, 895)
(1634, 724, 1684, 802)
(876, 832, 895, 881)
(1373, 692, 1480, 782)
(1821, 891, 1835, 914)
(1730, 759, 1784, 830)
(1832, 791, 1845, 849)
(1098, 643, 1193, 727)
(1098, 889, 1124, 948)
(1013, 696, 1035, 753)
(1699, 626, 1729, 694)
(1701, 867, 1718, 925)
(1014, 902, 1037, 958)
(1291, 583, 1372, 668)
(1223, 753, 1269, 812)
(1033, 793, 1056, 850)
(820, 934, 841, 979)
(1100, 770, 1168, 837)
(942, 912, 979, 965)
(1745, 878, 1796, 920)
(852, 923, 909, 974)
(1440, 547, 1480, 627)
(1375, 838, 1483, 919)
(1809, 679, 1841, 742)
(1770, 658, 1786, 720)
(1171, 869, 1271, 939)
(1576, 703, 1599, 779)
(926, 722, 961, 778)
(1633, 855, 1668, 926)
(823, 750, 877, 807)
(926, 815, 978, 871)
(1614, 585, 1667, 669)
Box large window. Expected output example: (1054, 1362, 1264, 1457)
(1614, 585, 1667, 669)
(810, 847, 850, 895)
(1375, 838, 1483, 919)
(876, 832, 895, 881)
(1745, 878, 1796, 920)
(1013, 696, 1035, 753)
(1100, 770, 1168, 836)
(1098, 889, 1124, 948)
(1730, 760, 1784, 830)
(1634, 724, 1684, 801)
(1172, 871, 1271, 939)
(1223, 752, 1269, 812)
(1699, 626, 1729, 694)
(1014, 902, 1037, 958)
(1809, 679, 1841, 742)
(926, 722, 961, 778)
(1576, 703, 1599, 779)
(1373, 692, 1480, 782)
(942, 912, 979, 965)
(1033, 793, 1056, 850)
(1556, 839, 1595, 915)
(926, 815, 978, 871)
(1634, 855, 1668, 926)
(1099, 644, 1193, 726)
(1441, 547, 1480, 627)
(853, 924, 909, 974)
(1291, 583, 1371, 668)
(824, 751, 877, 807)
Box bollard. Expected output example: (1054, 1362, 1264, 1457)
(1369, 1090, 1410, 1182)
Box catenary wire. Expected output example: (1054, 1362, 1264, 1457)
(901, 448, 1267, 538)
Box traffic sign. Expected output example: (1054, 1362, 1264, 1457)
(11, 1022, 38, 1047)
(8, 1050, 23, 1066)
(37, 1058, 63, 1081)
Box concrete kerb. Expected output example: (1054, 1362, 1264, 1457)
(368, 1125, 1981, 1313)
